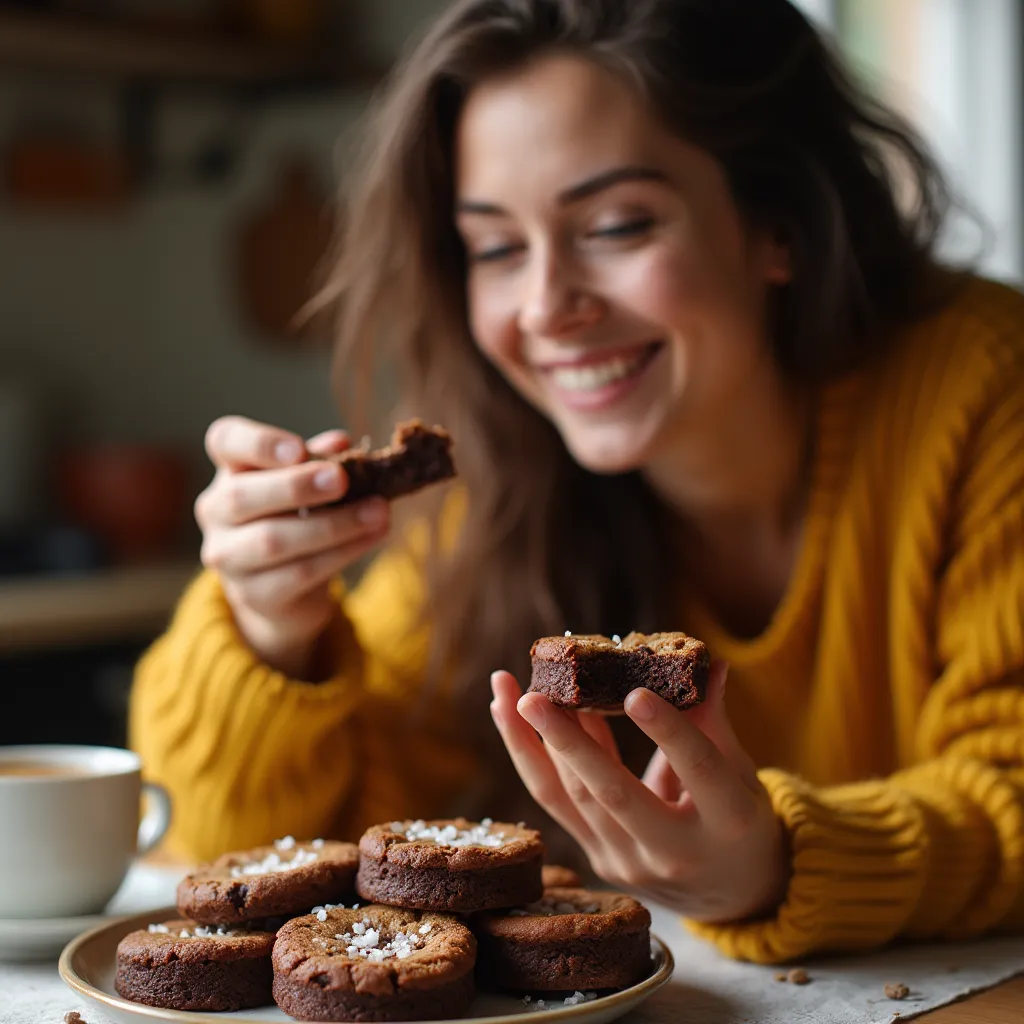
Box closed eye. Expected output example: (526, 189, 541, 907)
(590, 217, 655, 239)
(468, 242, 524, 264)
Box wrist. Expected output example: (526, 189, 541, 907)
(230, 603, 330, 680)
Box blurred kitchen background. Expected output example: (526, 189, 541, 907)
(0, 0, 1020, 747)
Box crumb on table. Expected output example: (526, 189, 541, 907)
(787, 967, 810, 985)
(884, 983, 910, 1000)
(64, 1013, 86, 1024)
(774, 971, 787, 982)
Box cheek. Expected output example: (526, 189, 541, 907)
(621, 231, 765, 342)
(467, 278, 518, 367)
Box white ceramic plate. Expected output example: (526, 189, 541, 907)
(59, 906, 673, 1024)
(0, 910, 107, 962)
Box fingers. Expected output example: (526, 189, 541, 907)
(197, 461, 354, 528)
(306, 429, 351, 458)
(223, 533, 383, 617)
(624, 687, 757, 833)
(489, 672, 596, 845)
(205, 416, 309, 472)
(515, 692, 665, 834)
(202, 501, 390, 575)
(683, 661, 759, 788)
(577, 710, 622, 763)
(642, 748, 684, 803)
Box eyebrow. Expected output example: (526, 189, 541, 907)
(455, 165, 668, 217)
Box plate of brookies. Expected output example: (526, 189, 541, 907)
(59, 821, 673, 1024)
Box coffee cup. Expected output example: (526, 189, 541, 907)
(0, 745, 171, 919)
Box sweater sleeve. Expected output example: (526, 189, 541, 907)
(129, 522, 475, 863)
(690, 341, 1024, 963)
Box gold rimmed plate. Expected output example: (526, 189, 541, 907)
(60, 906, 673, 1024)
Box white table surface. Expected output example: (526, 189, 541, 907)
(2, 863, 1022, 1024)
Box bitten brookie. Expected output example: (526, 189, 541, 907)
(326, 419, 455, 505)
(529, 631, 710, 710)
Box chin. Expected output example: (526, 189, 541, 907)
(559, 427, 655, 477)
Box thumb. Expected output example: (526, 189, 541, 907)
(685, 660, 758, 787)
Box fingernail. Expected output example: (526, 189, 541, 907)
(276, 441, 304, 464)
(489, 701, 501, 725)
(357, 500, 387, 526)
(626, 690, 655, 722)
(518, 698, 546, 730)
(314, 467, 340, 490)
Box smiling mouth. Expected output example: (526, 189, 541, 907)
(545, 341, 664, 393)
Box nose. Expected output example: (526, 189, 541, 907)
(517, 246, 605, 338)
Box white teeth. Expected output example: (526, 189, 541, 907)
(550, 354, 645, 392)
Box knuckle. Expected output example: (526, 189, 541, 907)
(529, 781, 565, 809)
(566, 778, 592, 804)
(645, 849, 687, 884)
(594, 782, 629, 810)
(286, 557, 318, 590)
(193, 490, 211, 527)
(717, 801, 758, 844)
(254, 524, 284, 563)
(687, 750, 720, 783)
(223, 480, 249, 522)
(199, 537, 223, 570)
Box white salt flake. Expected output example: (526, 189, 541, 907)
(418, 923, 432, 935)
(230, 843, 319, 878)
(564, 630, 572, 637)
(147, 924, 170, 934)
(312, 838, 325, 849)
(399, 819, 511, 849)
(316, 910, 328, 922)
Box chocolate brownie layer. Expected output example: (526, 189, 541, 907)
(542, 865, 583, 889)
(326, 420, 455, 506)
(178, 838, 359, 925)
(356, 819, 543, 913)
(474, 888, 652, 992)
(114, 919, 274, 1011)
(529, 631, 710, 711)
(272, 904, 475, 1022)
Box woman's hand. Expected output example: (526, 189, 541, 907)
(490, 662, 789, 923)
(195, 415, 390, 678)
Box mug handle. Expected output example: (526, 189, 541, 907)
(138, 781, 172, 855)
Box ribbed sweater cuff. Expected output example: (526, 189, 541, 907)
(186, 569, 365, 702)
(687, 769, 929, 963)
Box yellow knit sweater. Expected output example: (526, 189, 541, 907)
(130, 276, 1024, 963)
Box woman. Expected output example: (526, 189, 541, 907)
(131, 0, 1024, 963)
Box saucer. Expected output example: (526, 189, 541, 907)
(0, 911, 106, 962)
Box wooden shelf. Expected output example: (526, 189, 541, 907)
(0, 560, 198, 654)
(0, 10, 375, 88)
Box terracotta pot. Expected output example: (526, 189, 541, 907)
(57, 445, 192, 563)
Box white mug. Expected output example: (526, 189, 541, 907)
(0, 745, 171, 919)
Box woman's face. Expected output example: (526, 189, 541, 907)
(454, 55, 790, 474)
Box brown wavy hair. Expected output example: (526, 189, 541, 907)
(319, 0, 956, 736)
